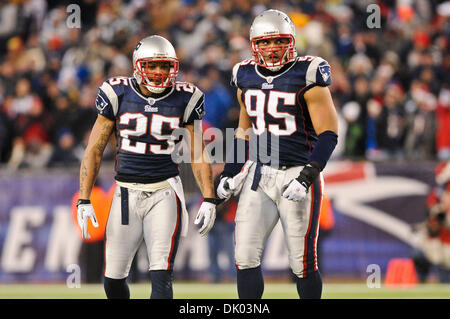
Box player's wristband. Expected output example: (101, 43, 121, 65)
(203, 198, 221, 205)
(295, 161, 320, 191)
(76, 199, 91, 207)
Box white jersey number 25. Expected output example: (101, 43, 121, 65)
(119, 113, 180, 154)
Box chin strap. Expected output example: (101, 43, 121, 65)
(144, 85, 166, 94)
(265, 65, 284, 72)
(134, 71, 171, 94)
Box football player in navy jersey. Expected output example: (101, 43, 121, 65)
(76, 35, 219, 299)
(216, 10, 339, 299)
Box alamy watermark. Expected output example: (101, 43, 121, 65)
(66, 4, 81, 29)
(66, 263, 81, 288)
(366, 4, 381, 29)
(66, 3, 381, 30)
(170, 124, 280, 166)
(366, 264, 381, 288)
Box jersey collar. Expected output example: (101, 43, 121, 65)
(130, 78, 175, 103)
(254, 59, 297, 81)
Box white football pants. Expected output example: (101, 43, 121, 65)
(104, 185, 182, 279)
(234, 164, 324, 278)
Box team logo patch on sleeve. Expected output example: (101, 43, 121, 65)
(96, 93, 108, 113)
(319, 64, 331, 83)
(194, 100, 205, 118)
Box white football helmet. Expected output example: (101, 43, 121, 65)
(133, 35, 179, 94)
(250, 9, 297, 71)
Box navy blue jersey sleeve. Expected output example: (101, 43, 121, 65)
(183, 86, 205, 125)
(95, 87, 115, 120)
(230, 62, 241, 88)
(305, 57, 332, 87)
(95, 79, 125, 120)
(230, 60, 255, 89)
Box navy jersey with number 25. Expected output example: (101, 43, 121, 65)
(95, 77, 205, 183)
(231, 56, 332, 167)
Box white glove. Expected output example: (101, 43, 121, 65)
(194, 201, 216, 236)
(217, 177, 233, 200)
(230, 160, 253, 194)
(216, 161, 254, 200)
(77, 201, 99, 239)
(282, 179, 308, 202)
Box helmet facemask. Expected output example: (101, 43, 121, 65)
(134, 57, 179, 94)
(251, 34, 296, 71)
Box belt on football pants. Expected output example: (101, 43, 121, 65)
(250, 162, 300, 191)
(120, 187, 129, 225)
(250, 162, 262, 191)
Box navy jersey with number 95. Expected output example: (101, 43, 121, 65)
(231, 56, 332, 167)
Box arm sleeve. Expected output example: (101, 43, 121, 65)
(308, 130, 338, 171)
(222, 137, 249, 177)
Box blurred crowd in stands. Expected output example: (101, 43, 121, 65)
(0, 0, 449, 170)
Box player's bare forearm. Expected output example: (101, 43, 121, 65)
(79, 115, 115, 200)
(185, 123, 215, 198)
(189, 139, 215, 198)
(191, 161, 215, 198)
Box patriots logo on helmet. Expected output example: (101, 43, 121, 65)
(284, 15, 293, 25)
(134, 41, 142, 52)
(319, 64, 331, 82)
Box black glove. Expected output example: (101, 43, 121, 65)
(295, 161, 321, 191)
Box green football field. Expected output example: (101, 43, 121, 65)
(0, 282, 449, 299)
